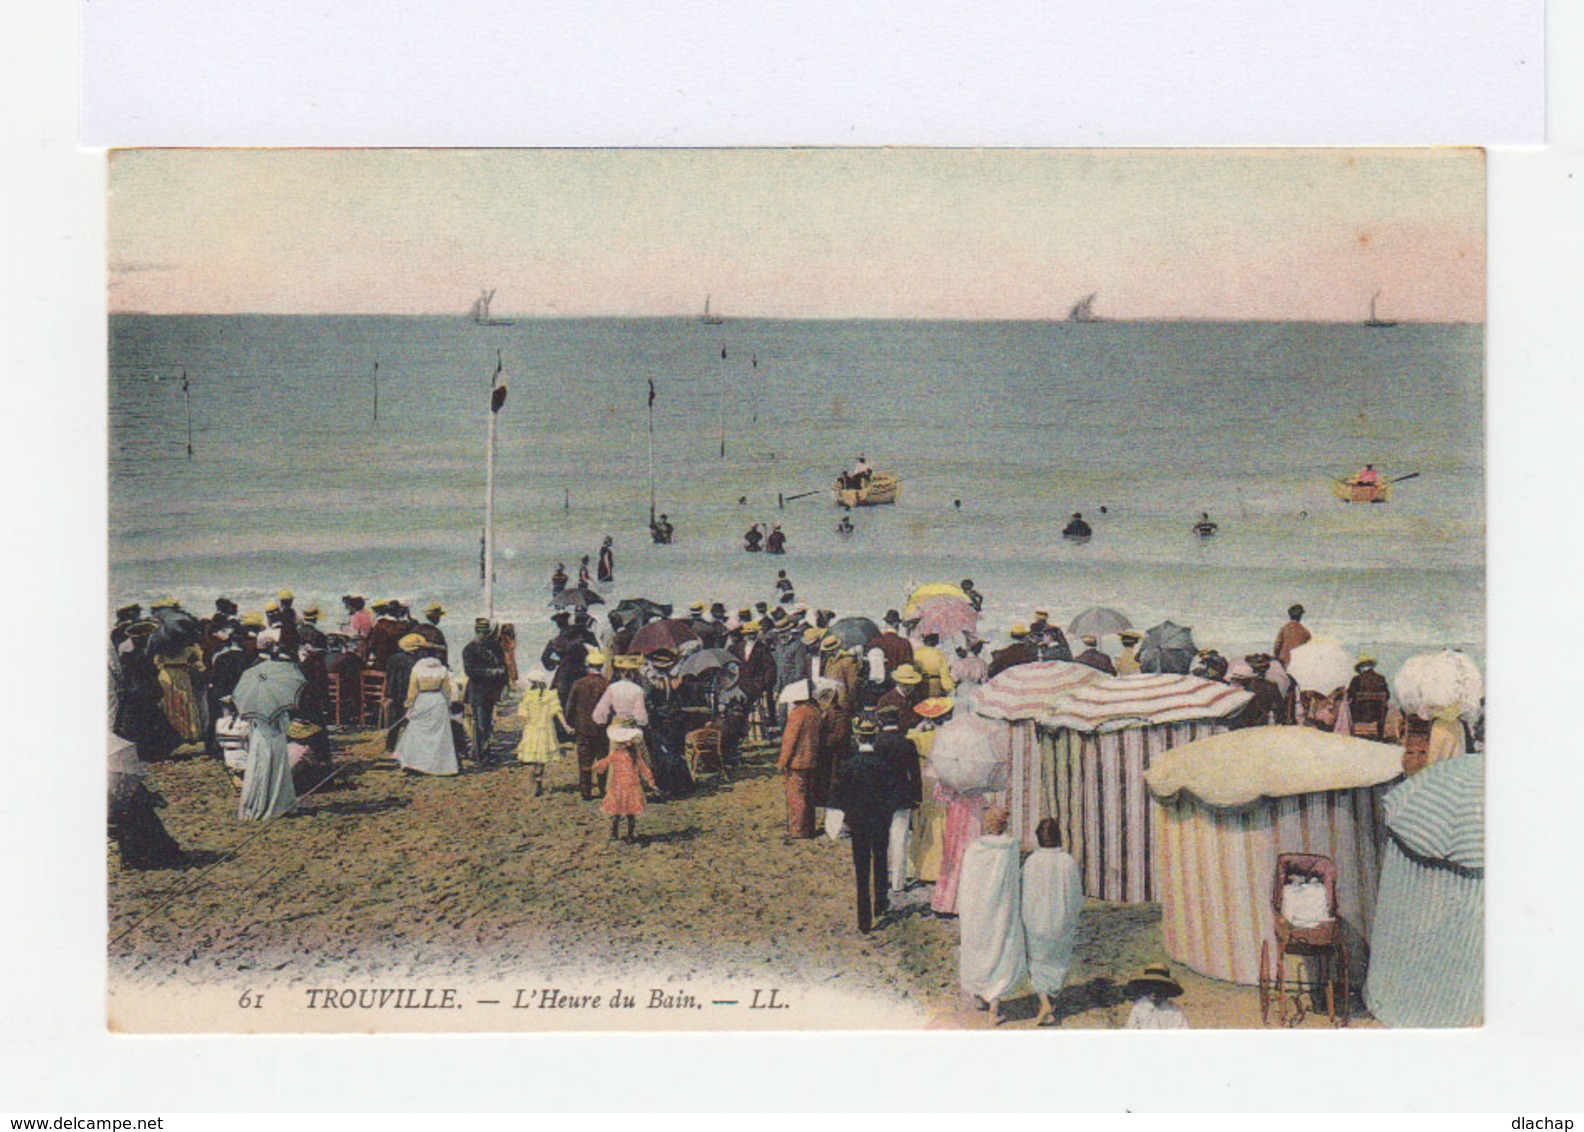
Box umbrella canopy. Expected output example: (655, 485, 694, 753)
(826, 616, 881, 650)
(912, 595, 979, 639)
(550, 586, 605, 609)
(973, 660, 1106, 722)
(231, 659, 307, 726)
(1145, 725, 1403, 808)
(1394, 650, 1483, 719)
(928, 714, 1011, 794)
(1137, 620, 1196, 675)
(628, 618, 701, 656)
(1067, 606, 1133, 638)
(1224, 655, 1293, 697)
(610, 598, 672, 630)
(676, 648, 739, 680)
(1383, 751, 1484, 870)
(904, 582, 968, 617)
(1285, 638, 1357, 694)
(147, 606, 203, 658)
(778, 676, 840, 705)
(1040, 673, 1252, 733)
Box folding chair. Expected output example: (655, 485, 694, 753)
(360, 670, 388, 729)
(686, 722, 730, 782)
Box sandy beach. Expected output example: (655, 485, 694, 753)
(109, 705, 1378, 1033)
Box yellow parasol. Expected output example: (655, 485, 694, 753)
(904, 582, 968, 617)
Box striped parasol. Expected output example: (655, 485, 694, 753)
(1039, 672, 1252, 733)
(911, 594, 979, 639)
(972, 660, 1106, 722)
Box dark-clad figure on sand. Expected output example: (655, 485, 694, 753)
(832, 716, 907, 934)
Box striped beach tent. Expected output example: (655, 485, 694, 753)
(970, 662, 1106, 850)
(1365, 753, 1484, 1027)
(1145, 727, 1403, 985)
(1028, 674, 1253, 901)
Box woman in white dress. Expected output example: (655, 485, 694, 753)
(395, 654, 460, 776)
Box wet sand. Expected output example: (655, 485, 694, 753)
(108, 705, 1374, 1032)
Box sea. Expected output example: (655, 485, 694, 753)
(108, 316, 1484, 674)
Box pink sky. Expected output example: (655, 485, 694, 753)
(109, 148, 1485, 321)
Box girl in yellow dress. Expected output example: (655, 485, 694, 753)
(515, 667, 569, 796)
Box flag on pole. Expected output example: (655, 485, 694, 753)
(491, 352, 508, 413)
(180, 370, 190, 393)
(648, 377, 656, 408)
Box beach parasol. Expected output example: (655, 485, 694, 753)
(1137, 621, 1197, 675)
(676, 648, 738, 680)
(147, 605, 203, 658)
(912, 595, 979, 639)
(1285, 638, 1356, 694)
(928, 715, 1010, 794)
(904, 582, 968, 617)
(629, 618, 701, 656)
(1067, 606, 1133, 638)
(778, 676, 840, 705)
(1041, 673, 1252, 733)
(550, 586, 605, 609)
(230, 659, 306, 727)
(609, 598, 672, 630)
(826, 616, 881, 650)
(1394, 650, 1482, 719)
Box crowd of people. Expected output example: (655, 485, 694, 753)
(107, 574, 1473, 1027)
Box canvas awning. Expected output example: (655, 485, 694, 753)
(1038, 673, 1251, 733)
(1145, 725, 1404, 808)
(972, 660, 1104, 722)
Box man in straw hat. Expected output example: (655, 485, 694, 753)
(462, 618, 508, 764)
(957, 805, 1027, 1024)
(1345, 654, 1392, 740)
(1114, 628, 1144, 676)
(644, 647, 695, 799)
(1073, 633, 1116, 675)
(415, 602, 448, 658)
(274, 588, 301, 656)
(831, 715, 909, 934)
(866, 611, 914, 674)
(988, 624, 1039, 679)
(1124, 964, 1189, 1029)
(1022, 817, 1084, 1026)
(877, 703, 924, 898)
(567, 649, 612, 800)
(877, 664, 925, 732)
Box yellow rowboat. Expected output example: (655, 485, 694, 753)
(1331, 478, 1392, 504)
(835, 471, 901, 507)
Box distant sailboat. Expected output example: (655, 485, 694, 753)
(1364, 290, 1396, 328)
(700, 295, 724, 325)
(1067, 293, 1100, 322)
(470, 288, 514, 327)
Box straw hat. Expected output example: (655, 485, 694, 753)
(853, 716, 879, 738)
(739, 621, 760, 636)
(1009, 623, 1030, 638)
(613, 654, 645, 670)
(126, 620, 159, 639)
(586, 649, 607, 667)
(818, 634, 841, 653)
(648, 647, 679, 670)
(264, 600, 280, 613)
(1119, 629, 1142, 644)
(277, 589, 294, 602)
(473, 617, 491, 632)
(1126, 964, 1184, 999)
(689, 601, 706, 613)
(914, 696, 954, 719)
(524, 666, 551, 685)
(801, 627, 824, 645)
(240, 612, 265, 630)
(302, 604, 321, 619)
(398, 633, 427, 652)
(1033, 608, 1050, 618)
(1355, 655, 1377, 671)
(892, 664, 923, 686)
(425, 602, 445, 616)
(150, 597, 179, 611)
(286, 720, 322, 741)
(1080, 634, 1098, 646)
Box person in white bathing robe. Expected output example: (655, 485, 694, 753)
(957, 805, 1026, 1025)
(1022, 817, 1085, 1026)
(1124, 964, 1190, 1029)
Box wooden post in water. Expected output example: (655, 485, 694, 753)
(647, 377, 657, 527)
(372, 361, 379, 423)
(484, 351, 508, 619)
(181, 368, 192, 459)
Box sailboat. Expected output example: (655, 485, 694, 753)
(1364, 290, 1396, 328)
(470, 288, 514, 327)
(700, 295, 724, 325)
(1067, 293, 1100, 322)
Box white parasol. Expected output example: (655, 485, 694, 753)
(1394, 650, 1483, 719)
(778, 676, 840, 705)
(1285, 638, 1358, 694)
(928, 714, 1010, 795)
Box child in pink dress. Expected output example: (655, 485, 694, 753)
(592, 720, 657, 843)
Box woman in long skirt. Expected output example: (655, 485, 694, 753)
(239, 713, 296, 820)
(930, 784, 986, 915)
(592, 721, 657, 842)
(515, 667, 569, 796)
(395, 656, 460, 776)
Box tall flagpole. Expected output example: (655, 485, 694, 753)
(485, 350, 508, 619)
(647, 377, 657, 527)
(718, 343, 727, 459)
(372, 361, 379, 422)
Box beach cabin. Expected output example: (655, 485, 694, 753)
(1144, 727, 1403, 985)
(1365, 753, 1484, 1027)
(1030, 673, 1252, 902)
(971, 662, 1107, 849)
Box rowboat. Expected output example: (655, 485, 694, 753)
(1331, 479, 1392, 504)
(834, 471, 901, 507)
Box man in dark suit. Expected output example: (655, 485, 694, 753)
(833, 716, 908, 934)
(988, 624, 1040, 679)
(874, 705, 923, 899)
(463, 618, 508, 763)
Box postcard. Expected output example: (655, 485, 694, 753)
(105, 147, 1484, 1033)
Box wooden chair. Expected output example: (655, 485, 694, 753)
(686, 722, 729, 781)
(326, 672, 344, 728)
(359, 670, 388, 729)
